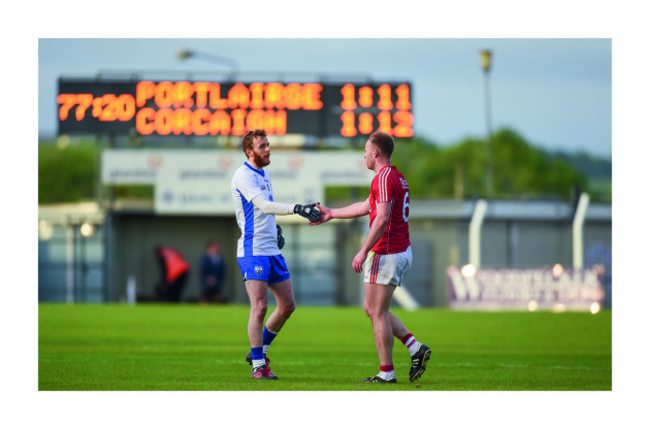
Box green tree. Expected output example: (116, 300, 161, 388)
(39, 143, 97, 204)
(491, 128, 587, 199)
(393, 128, 590, 200)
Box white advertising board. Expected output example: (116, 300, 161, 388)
(446, 265, 605, 311)
(102, 149, 374, 214)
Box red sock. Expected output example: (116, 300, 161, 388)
(401, 333, 416, 348)
(380, 364, 394, 372)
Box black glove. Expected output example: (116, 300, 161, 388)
(294, 203, 321, 222)
(277, 225, 285, 250)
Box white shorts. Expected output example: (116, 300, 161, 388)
(363, 246, 412, 287)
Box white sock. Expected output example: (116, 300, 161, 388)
(379, 370, 395, 380)
(252, 358, 266, 369)
(408, 340, 421, 356)
(402, 333, 421, 356)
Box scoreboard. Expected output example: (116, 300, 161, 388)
(57, 79, 414, 139)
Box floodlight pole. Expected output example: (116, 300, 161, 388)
(480, 50, 494, 199)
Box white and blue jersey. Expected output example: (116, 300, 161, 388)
(231, 162, 291, 284)
(231, 162, 280, 257)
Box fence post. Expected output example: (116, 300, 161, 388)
(573, 193, 590, 269)
(469, 200, 488, 268)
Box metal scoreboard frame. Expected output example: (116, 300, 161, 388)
(57, 78, 414, 139)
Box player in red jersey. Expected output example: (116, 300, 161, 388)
(310, 131, 431, 384)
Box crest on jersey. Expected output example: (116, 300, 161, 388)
(255, 266, 263, 275)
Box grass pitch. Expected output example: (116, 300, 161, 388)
(38, 304, 611, 391)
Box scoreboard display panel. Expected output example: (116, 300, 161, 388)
(57, 79, 413, 139)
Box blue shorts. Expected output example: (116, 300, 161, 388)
(237, 254, 291, 285)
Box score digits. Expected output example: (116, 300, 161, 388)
(338, 84, 413, 138)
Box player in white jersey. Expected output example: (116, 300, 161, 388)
(231, 128, 321, 380)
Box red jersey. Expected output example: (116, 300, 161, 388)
(368, 165, 411, 254)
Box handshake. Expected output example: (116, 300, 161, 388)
(276, 203, 321, 250)
(294, 203, 321, 223)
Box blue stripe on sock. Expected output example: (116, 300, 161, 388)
(251, 347, 264, 360)
(262, 327, 278, 346)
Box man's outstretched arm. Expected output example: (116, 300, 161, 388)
(250, 195, 321, 222)
(309, 200, 370, 226)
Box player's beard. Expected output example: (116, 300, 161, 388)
(252, 151, 270, 168)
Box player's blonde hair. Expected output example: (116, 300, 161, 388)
(241, 129, 267, 155)
(368, 131, 394, 158)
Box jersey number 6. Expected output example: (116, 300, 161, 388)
(402, 191, 410, 223)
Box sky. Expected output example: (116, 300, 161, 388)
(38, 38, 612, 158)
